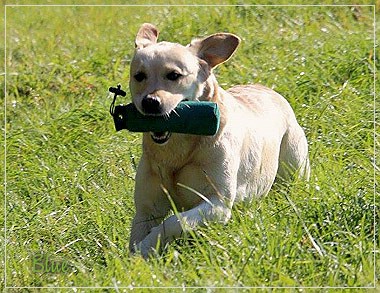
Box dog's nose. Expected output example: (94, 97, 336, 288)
(142, 95, 161, 114)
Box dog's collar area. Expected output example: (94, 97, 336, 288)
(151, 131, 171, 144)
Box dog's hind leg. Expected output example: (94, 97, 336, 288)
(277, 124, 310, 182)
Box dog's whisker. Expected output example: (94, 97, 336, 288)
(172, 109, 180, 117)
(164, 113, 170, 121)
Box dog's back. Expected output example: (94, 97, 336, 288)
(222, 84, 310, 199)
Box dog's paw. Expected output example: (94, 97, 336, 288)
(129, 224, 168, 259)
(129, 242, 148, 259)
(133, 240, 158, 259)
(138, 228, 165, 258)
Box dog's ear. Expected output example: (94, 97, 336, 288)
(135, 23, 159, 49)
(188, 33, 240, 68)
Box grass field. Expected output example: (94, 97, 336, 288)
(2, 0, 379, 290)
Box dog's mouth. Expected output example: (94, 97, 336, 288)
(148, 100, 190, 145)
(151, 131, 171, 145)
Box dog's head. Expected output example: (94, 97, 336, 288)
(129, 23, 240, 116)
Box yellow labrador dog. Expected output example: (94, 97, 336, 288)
(128, 23, 310, 258)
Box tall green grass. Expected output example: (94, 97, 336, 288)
(2, 1, 378, 290)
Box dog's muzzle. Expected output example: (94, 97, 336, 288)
(142, 95, 162, 115)
(151, 131, 171, 144)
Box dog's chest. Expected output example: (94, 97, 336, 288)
(143, 134, 201, 165)
(143, 140, 214, 210)
(150, 165, 204, 211)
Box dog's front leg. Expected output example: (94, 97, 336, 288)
(129, 212, 163, 254)
(137, 198, 231, 258)
(129, 157, 169, 254)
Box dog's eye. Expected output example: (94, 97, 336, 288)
(134, 72, 147, 82)
(166, 71, 182, 81)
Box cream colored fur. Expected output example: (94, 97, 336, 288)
(128, 23, 310, 258)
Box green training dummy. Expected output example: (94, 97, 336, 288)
(109, 85, 220, 136)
